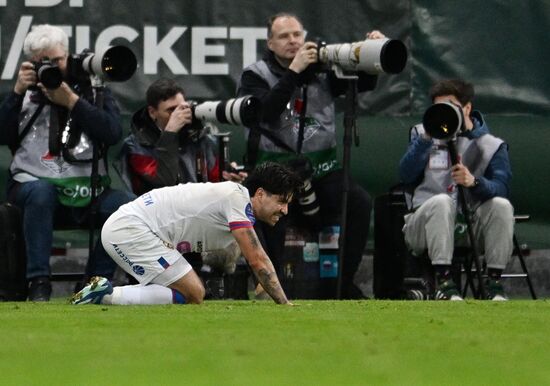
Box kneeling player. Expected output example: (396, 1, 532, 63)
(71, 162, 300, 305)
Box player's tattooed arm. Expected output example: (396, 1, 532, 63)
(245, 228, 261, 248)
(256, 267, 289, 304)
(232, 227, 291, 305)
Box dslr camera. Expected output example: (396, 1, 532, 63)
(285, 156, 320, 220)
(31, 58, 63, 89)
(30, 45, 137, 91)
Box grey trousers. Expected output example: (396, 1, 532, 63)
(403, 194, 514, 269)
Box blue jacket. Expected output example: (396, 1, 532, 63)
(399, 111, 512, 203)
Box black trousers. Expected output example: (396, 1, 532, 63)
(254, 169, 372, 297)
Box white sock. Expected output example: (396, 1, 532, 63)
(102, 284, 184, 305)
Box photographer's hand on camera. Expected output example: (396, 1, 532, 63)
(451, 163, 477, 188)
(365, 30, 386, 40)
(164, 102, 193, 133)
(289, 41, 318, 74)
(222, 162, 248, 183)
(38, 81, 79, 110)
(14, 62, 37, 95)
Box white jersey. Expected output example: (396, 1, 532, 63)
(117, 181, 255, 254)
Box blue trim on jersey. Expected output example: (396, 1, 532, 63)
(158, 256, 170, 269)
(229, 221, 253, 230)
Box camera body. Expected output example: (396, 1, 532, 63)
(226, 164, 247, 174)
(31, 58, 63, 89)
(285, 157, 320, 219)
(317, 38, 407, 77)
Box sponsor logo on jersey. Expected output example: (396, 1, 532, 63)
(141, 192, 154, 206)
(132, 265, 145, 275)
(113, 243, 139, 271)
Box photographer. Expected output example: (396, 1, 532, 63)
(118, 78, 247, 196)
(237, 12, 380, 299)
(0, 24, 135, 301)
(399, 79, 514, 301)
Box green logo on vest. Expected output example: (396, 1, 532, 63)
(44, 175, 111, 207)
(256, 147, 339, 179)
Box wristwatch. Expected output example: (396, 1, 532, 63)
(471, 177, 480, 188)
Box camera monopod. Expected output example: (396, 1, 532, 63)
(423, 103, 487, 299)
(319, 37, 408, 299)
(335, 78, 358, 299)
(447, 140, 487, 299)
(82, 75, 105, 280)
(77, 46, 137, 280)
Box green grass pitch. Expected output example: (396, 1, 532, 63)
(1, 300, 550, 385)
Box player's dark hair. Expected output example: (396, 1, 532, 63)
(429, 79, 474, 106)
(244, 162, 301, 202)
(146, 78, 185, 108)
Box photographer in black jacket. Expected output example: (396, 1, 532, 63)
(118, 78, 248, 195)
(0, 24, 135, 301)
(237, 13, 383, 298)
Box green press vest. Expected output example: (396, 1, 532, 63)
(244, 60, 339, 178)
(10, 93, 110, 207)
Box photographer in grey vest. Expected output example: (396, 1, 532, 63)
(237, 12, 381, 299)
(399, 79, 514, 301)
(0, 24, 135, 301)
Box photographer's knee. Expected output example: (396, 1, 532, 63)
(24, 180, 57, 207)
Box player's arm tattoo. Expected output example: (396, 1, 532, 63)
(244, 229, 289, 304)
(245, 228, 261, 249)
(257, 267, 289, 304)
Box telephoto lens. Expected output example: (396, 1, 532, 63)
(422, 102, 464, 140)
(192, 95, 260, 127)
(318, 38, 407, 75)
(67, 45, 138, 83)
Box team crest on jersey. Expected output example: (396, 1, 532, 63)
(245, 203, 255, 224)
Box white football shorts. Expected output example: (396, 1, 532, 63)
(101, 211, 192, 286)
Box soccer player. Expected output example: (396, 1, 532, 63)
(71, 162, 301, 305)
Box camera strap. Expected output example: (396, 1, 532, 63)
(246, 88, 307, 167)
(13, 102, 45, 154)
(297, 86, 308, 154)
(246, 124, 297, 167)
(48, 104, 67, 156)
